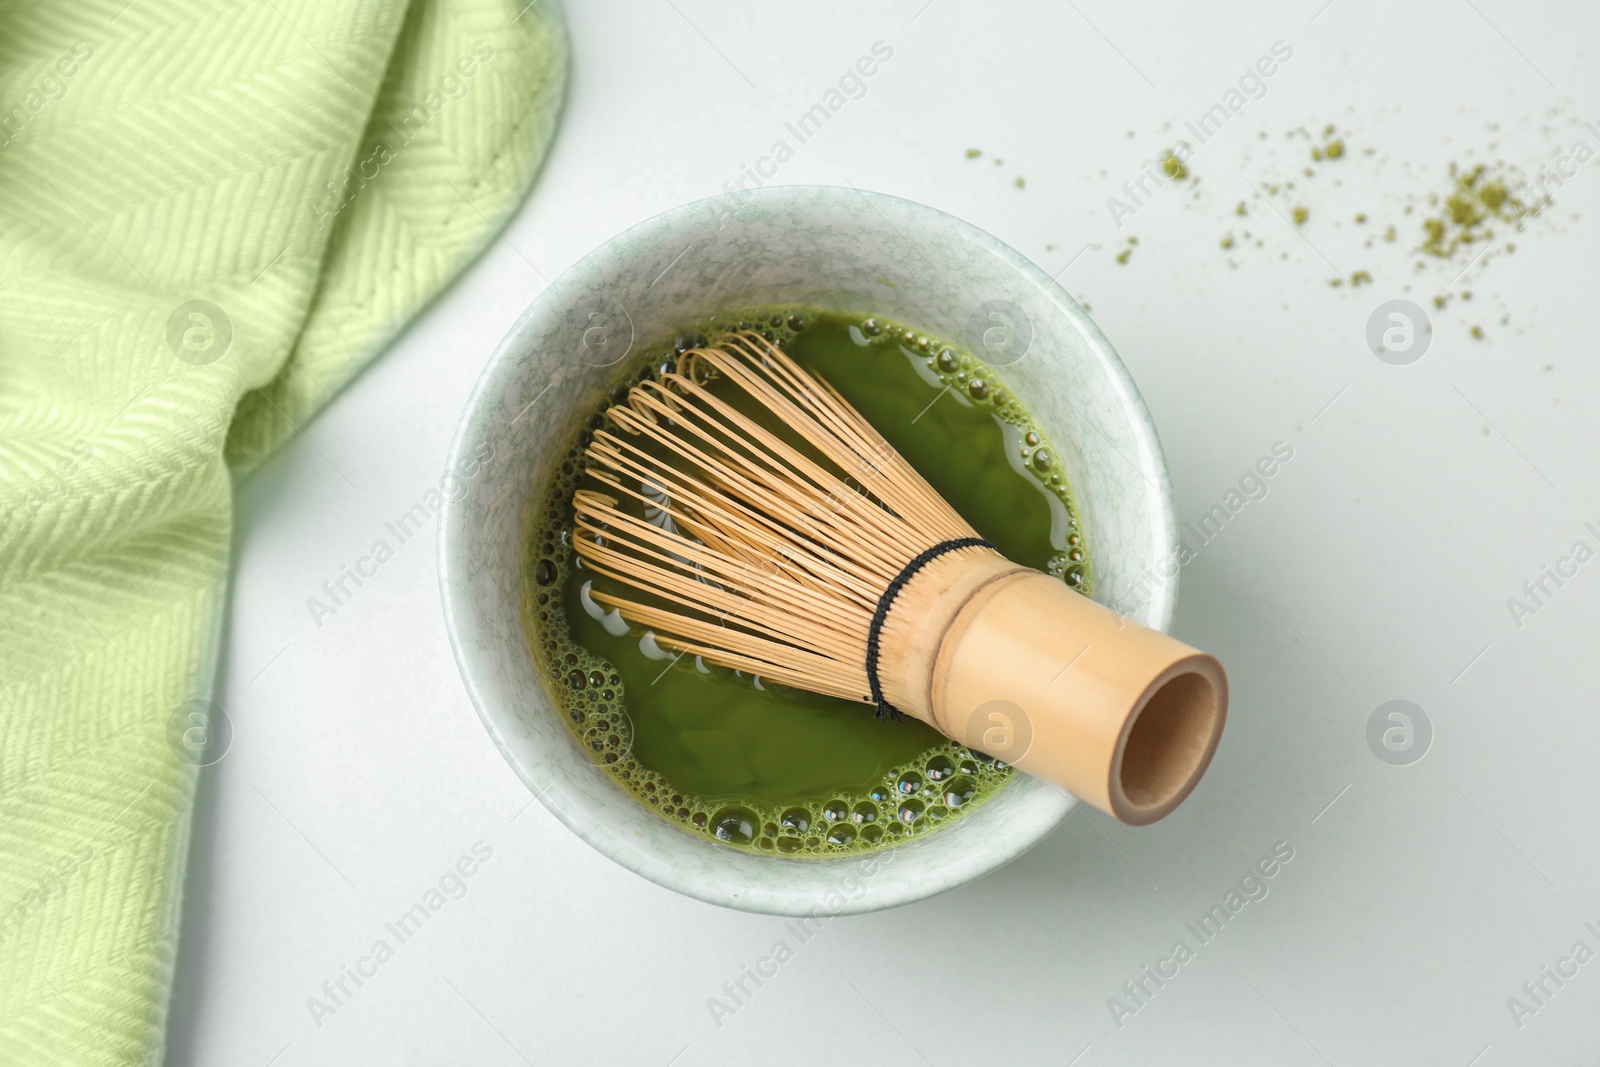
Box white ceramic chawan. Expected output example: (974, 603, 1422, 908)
(439, 185, 1179, 916)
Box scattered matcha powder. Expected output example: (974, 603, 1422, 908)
(965, 148, 982, 159)
(1471, 325, 1485, 339)
(1129, 124, 1530, 321)
(1421, 164, 1530, 257)
(1014, 176, 1026, 189)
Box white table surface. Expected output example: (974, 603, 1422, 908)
(167, 1, 1600, 1063)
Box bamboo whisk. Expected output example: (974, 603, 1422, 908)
(572, 332, 1227, 825)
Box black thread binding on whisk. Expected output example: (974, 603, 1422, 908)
(865, 537, 996, 721)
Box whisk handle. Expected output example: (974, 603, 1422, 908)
(887, 558, 1227, 825)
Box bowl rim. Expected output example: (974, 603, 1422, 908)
(438, 183, 1179, 913)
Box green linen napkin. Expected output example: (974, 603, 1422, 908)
(0, 0, 567, 1061)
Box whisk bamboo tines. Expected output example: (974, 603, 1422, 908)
(571, 332, 1228, 825)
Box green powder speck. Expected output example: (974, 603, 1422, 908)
(965, 148, 981, 159)
(1351, 270, 1373, 286)
(1424, 217, 1446, 245)
(1355, 213, 1367, 224)
(1293, 206, 1309, 225)
(1235, 201, 1248, 216)
(1471, 325, 1485, 339)
(1220, 235, 1235, 250)
(1014, 176, 1025, 189)
(1116, 247, 1132, 265)
(1422, 164, 1533, 258)
(1448, 192, 1484, 226)
(1161, 151, 1189, 180)
(1325, 139, 1345, 159)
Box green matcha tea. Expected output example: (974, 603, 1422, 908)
(522, 307, 1090, 856)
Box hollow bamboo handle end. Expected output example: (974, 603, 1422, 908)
(917, 568, 1227, 825)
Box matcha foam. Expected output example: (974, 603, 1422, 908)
(522, 307, 1090, 855)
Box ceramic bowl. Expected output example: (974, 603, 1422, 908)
(438, 185, 1179, 915)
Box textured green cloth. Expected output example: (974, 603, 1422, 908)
(0, 0, 566, 1061)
